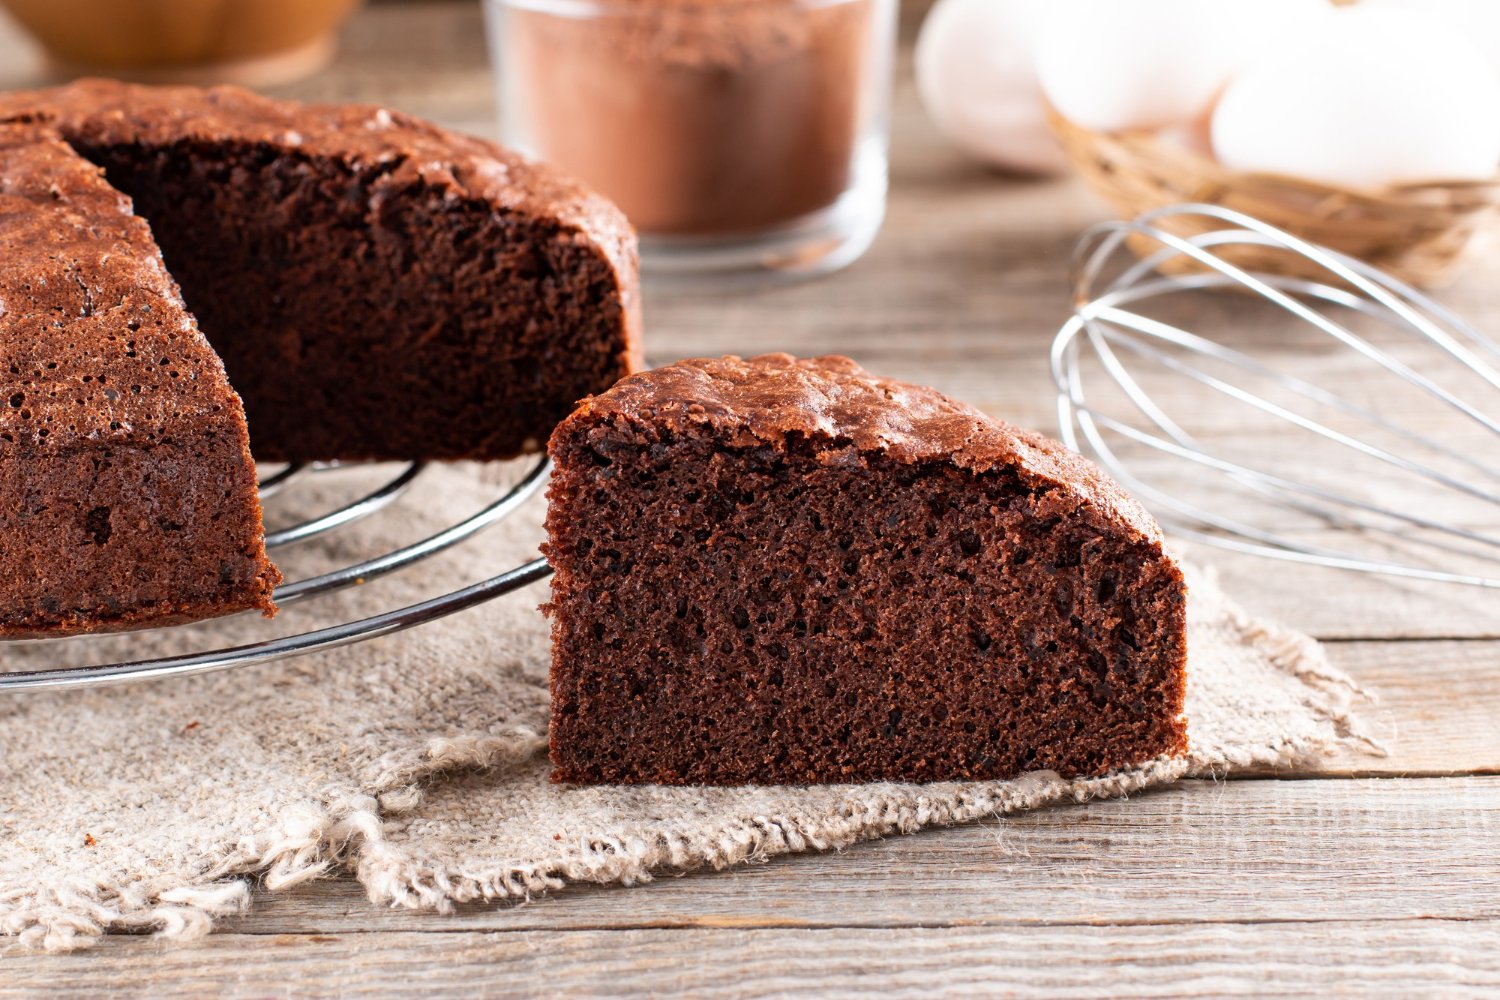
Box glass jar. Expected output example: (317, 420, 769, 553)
(484, 0, 896, 287)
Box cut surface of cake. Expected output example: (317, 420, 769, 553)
(544, 354, 1188, 785)
(0, 123, 278, 638)
(1, 78, 641, 463)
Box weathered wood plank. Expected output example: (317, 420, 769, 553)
(7, 919, 1499, 997)
(1294, 640, 1500, 776)
(1202, 553, 1500, 642)
(218, 777, 1500, 936)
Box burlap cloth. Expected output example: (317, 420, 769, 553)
(0, 463, 1373, 952)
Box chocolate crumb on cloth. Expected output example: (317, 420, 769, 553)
(544, 355, 1187, 785)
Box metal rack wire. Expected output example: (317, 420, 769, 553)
(0, 455, 554, 692)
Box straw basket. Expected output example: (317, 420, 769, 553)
(1049, 109, 1500, 287)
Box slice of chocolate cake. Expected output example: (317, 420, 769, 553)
(0, 79, 641, 463)
(544, 355, 1187, 785)
(0, 123, 278, 638)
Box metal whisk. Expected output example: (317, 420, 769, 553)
(1053, 202, 1500, 589)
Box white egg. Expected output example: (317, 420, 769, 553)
(1211, 8, 1500, 188)
(914, 0, 1067, 175)
(1035, 0, 1328, 132)
(1359, 0, 1500, 80)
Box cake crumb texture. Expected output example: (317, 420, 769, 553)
(544, 354, 1188, 785)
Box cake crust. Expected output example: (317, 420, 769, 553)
(545, 354, 1188, 785)
(566, 353, 1164, 545)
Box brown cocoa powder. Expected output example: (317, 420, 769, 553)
(503, 0, 876, 236)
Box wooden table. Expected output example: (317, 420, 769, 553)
(5, 1, 1499, 995)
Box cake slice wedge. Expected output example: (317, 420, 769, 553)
(0, 123, 279, 638)
(543, 354, 1187, 785)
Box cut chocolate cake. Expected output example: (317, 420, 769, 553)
(0, 79, 641, 462)
(0, 79, 639, 636)
(544, 355, 1188, 785)
(0, 123, 278, 637)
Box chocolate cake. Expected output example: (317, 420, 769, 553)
(544, 355, 1188, 785)
(0, 79, 638, 637)
(0, 123, 278, 638)
(0, 79, 641, 462)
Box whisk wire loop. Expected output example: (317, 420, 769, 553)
(1056, 203, 1500, 590)
(1080, 209, 1500, 438)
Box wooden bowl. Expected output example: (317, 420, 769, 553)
(1049, 109, 1500, 288)
(0, 0, 363, 87)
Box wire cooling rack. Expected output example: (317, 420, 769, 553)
(0, 456, 554, 692)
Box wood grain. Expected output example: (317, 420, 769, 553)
(8, 920, 1500, 998)
(1288, 641, 1500, 777)
(216, 777, 1500, 936)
